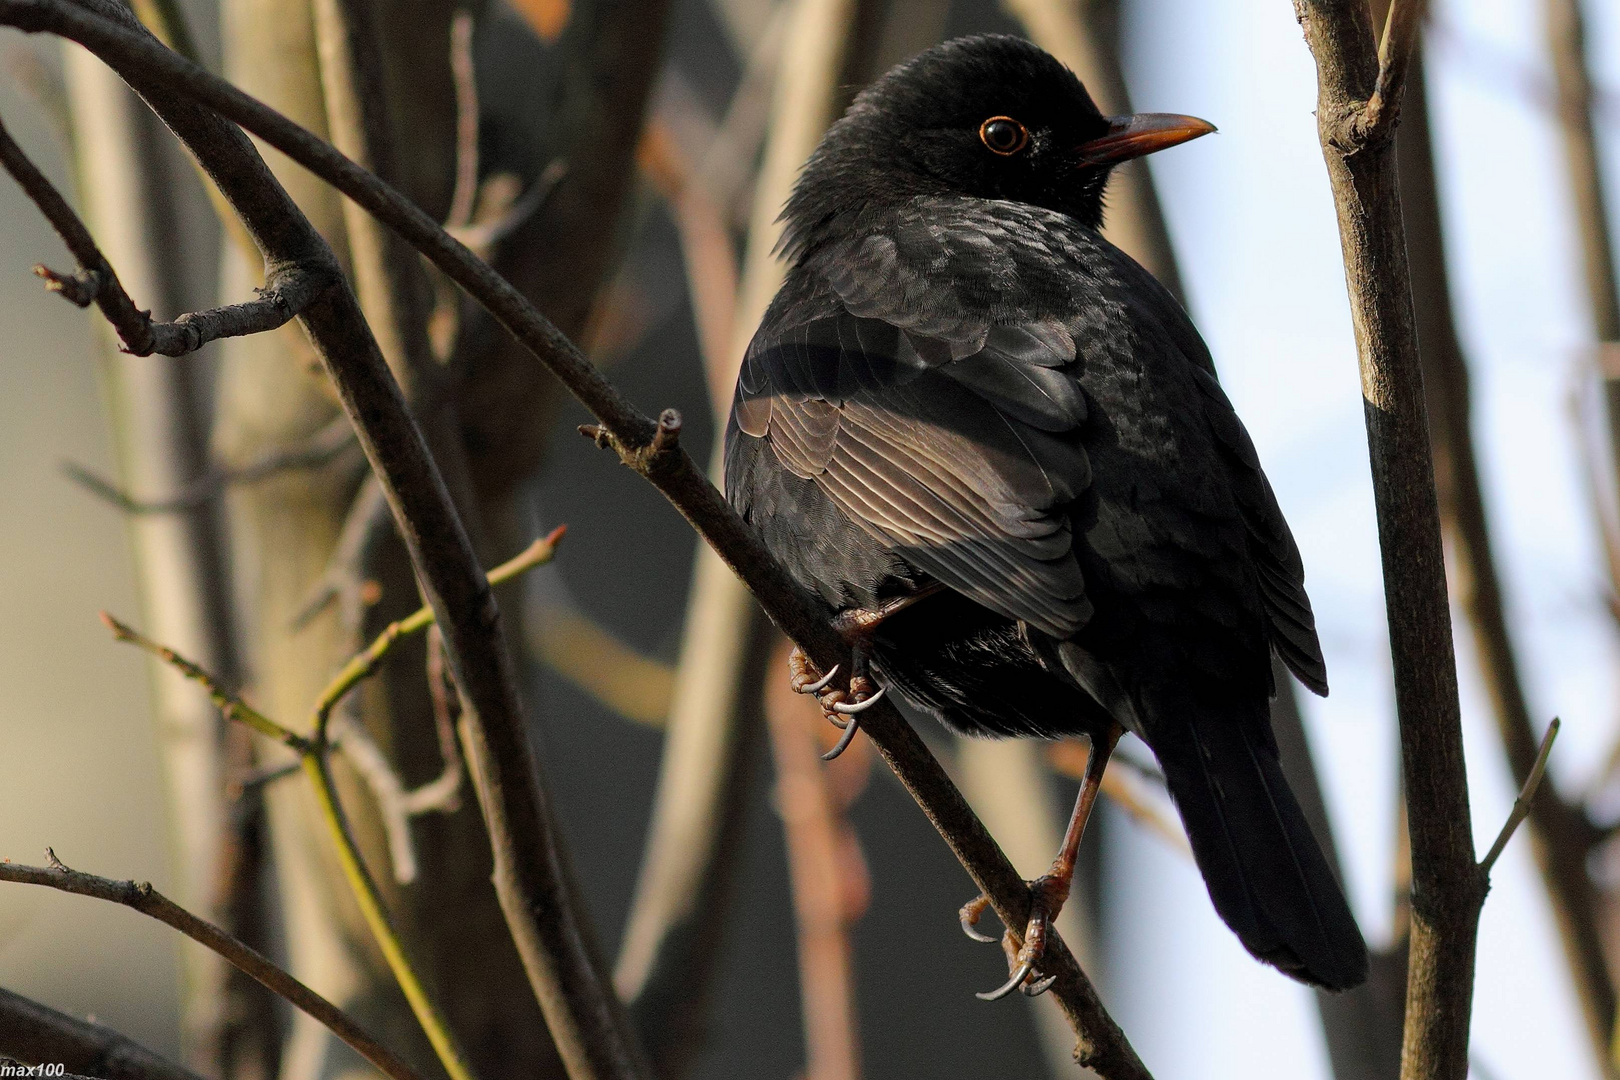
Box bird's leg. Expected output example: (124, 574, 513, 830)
(788, 585, 943, 760)
(970, 721, 1123, 1001)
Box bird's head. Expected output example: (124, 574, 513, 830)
(781, 35, 1214, 254)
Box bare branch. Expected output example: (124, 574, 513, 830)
(444, 9, 478, 230)
(0, 111, 332, 355)
(1387, 21, 1618, 1060)
(311, 526, 566, 740)
(0, 5, 1146, 1072)
(1481, 719, 1561, 875)
(104, 618, 481, 1080)
(290, 473, 393, 631)
(0, 985, 205, 1080)
(1361, 0, 1425, 140)
(63, 413, 357, 515)
(102, 611, 312, 753)
(0, 855, 431, 1080)
(1291, 2, 1480, 1077)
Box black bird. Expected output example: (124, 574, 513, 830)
(725, 34, 1368, 997)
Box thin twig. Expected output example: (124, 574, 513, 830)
(63, 413, 357, 515)
(290, 473, 393, 631)
(445, 10, 478, 230)
(325, 630, 463, 886)
(0, 5, 1145, 1072)
(1387, 16, 1617, 1063)
(1481, 719, 1561, 875)
(0, 111, 331, 354)
(102, 612, 311, 752)
(103, 615, 479, 1080)
(0, 854, 431, 1080)
(1361, 0, 1426, 141)
(311, 525, 566, 740)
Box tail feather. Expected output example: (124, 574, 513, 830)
(1148, 699, 1368, 990)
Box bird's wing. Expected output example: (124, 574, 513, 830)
(733, 247, 1094, 638)
(1187, 362, 1328, 694)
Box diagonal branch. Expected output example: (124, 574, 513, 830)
(1480, 719, 1560, 875)
(63, 413, 357, 515)
(3, 6, 655, 1079)
(0, 985, 205, 1080)
(0, 111, 333, 355)
(0, 854, 431, 1080)
(0, 3, 1148, 1074)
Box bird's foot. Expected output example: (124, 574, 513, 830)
(788, 645, 886, 760)
(962, 874, 1068, 1000)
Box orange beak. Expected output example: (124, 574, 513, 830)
(1074, 113, 1216, 166)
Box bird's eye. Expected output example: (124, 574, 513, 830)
(978, 116, 1029, 156)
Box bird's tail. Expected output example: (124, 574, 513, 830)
(1147, 695, 1368, 990)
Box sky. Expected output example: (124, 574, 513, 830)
(1098, 0, 1620, 1077)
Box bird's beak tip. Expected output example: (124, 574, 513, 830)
(1076, 113, 1217, 166)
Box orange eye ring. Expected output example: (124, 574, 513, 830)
(979, 116, 1029, 156)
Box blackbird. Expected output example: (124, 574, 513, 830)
(725, 34, 1368, 997)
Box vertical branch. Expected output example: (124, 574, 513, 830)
(1291, 5, 1482, 1079)
(58, 45, 278, 1080)
(1009, 4, 1413, 1073)
(1396, 28, 1615, 1068)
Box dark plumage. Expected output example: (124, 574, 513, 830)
(725, 34, 1367, 991)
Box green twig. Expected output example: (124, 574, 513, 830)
(99, 528, 564, 1080)
(101, 611, 310, 752)
(310, 524, 566, 739)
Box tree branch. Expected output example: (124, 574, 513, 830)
(1361, 0, 1425, 141)
(0, 854, 430, 1080)
(1480, 719, 1560, 875)
(1291, 3, 1480, 1078)
(0, 985, 205, 1080)
(1386, 21, 1618, 1065)
(104, 614, 482, 1080)
(0, 3, 1147, 1073)
(62, 413, 357, 516)
(2, 6, 655, 1078)
(0, 111, 332, 355)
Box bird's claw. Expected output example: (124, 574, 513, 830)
(832, 684, 885, 714)
(1023, 973, 1058, 997)
(821, 717, 862, 761)
(963, 875, 1065, 1001)
(976, 961, 1035, 1002)
(958, 894, 997, 943)
(788, 646, 885, 760)
(792, 663, 840, 695)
